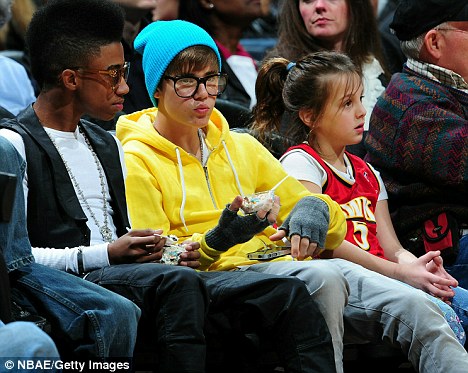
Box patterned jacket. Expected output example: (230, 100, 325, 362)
(365, 65, 468, 249)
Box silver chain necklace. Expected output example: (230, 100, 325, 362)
(46, 127, 114, 243)
(197, 128, 205, 164)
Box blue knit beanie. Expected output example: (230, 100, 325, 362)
(134, 20, 222, 107)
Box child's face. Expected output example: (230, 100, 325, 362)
(316, 74, 366, 147)
(155, 64, 219, 131)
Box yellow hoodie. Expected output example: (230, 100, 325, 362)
(116, 107, 345, 271)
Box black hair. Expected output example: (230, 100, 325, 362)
(26, 0, 124, 90)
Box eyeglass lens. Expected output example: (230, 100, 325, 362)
(109, 63, 130, 89)
(174, 75, 227, 97)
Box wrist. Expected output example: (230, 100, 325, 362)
(84, 243, 111, 269)
(392, 262, 408, 284)
(205, 226, 232, 252)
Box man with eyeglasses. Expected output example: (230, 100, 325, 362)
(366, 0, 468, 287)
(116, 19, 357, 372)
(0, 2, 340, 372)
(0, 0, 204, 370)
(0, 0, 141, 363)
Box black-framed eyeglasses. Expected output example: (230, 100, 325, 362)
(74, 62, 130, 91)
(163, 73, 228, 98)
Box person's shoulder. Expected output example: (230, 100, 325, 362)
(345, 150, 367, 164)
(390, 69, 465, 107)
(80, 119, 119, 147)
(281, 145, 313, 161)
(0, 112, 22, 130)
(0, 55, 28, 75)
(228, 129, 281, 161)
(381, 70, 430, 101)
(0, 106, 15, 121)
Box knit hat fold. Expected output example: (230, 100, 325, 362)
(134, 20, 222, 106)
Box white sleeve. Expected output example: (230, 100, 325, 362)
(368, 163, 388, 201)
(0, 129, 111, 274)
(32, 244, 110, 275)
(280, 149, 327, 188)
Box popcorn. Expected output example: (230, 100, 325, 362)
(160, 244, 186, 265)
(241, 190, 275, 214)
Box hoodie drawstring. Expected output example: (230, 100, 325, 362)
(222, 140, 244, 197)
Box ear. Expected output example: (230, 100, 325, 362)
(154, 88, 161, 100)
(299, 107, 316, 129)
(422, 29, 444, 60)
(61, 69, 78, 91)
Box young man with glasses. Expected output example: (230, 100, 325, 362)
(0, 0, 140, 363)
(0, 2, 340, 372)
(366, 0, 468, 288)
(115, 19, 379, 372)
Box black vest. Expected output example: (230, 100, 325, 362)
(0, 106, 130, 248)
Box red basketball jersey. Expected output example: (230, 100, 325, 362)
(287, 144, 386, 259)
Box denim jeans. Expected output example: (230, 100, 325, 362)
(447, 286, 468, 343)
(0, 137, 141, 359)
(245, 258, 468, 373)
(447, 235, 468, 289)
(0, 321, 60, 372)
(0, 136, 33, 272)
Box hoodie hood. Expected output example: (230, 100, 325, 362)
(117, 107, 231, 158)
(117, 107, 245, 232)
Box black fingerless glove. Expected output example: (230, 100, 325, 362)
(205, 204, 271, 251)
(278, 196, 330, 248)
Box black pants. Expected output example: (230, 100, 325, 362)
(86, 264, 335, 373)
(85, 263, 207, 372)
(200, 271, 335, 373)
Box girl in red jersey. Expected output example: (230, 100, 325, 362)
(251, 50, 468, 345)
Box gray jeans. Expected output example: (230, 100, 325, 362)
(244, 258, 468, 373)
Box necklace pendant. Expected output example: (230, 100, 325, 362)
(100, 226, 113, 243)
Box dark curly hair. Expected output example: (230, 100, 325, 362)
(26, 0, 124, 91)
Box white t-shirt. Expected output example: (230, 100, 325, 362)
(362, 57, 385, 130)
(0, 127, 127, 274)
(226, 55, 258, 109)
(279, 148, 388, 201)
